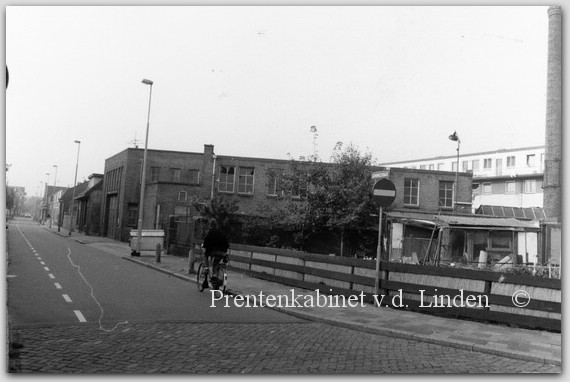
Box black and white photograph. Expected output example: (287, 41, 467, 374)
(3, 2, 563, 375)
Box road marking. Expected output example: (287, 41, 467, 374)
(40, 261, 45, 265)
(48, 274, 55, 279)
(37, 257, 42, 260)
(62, 294, 72, 303)
(54, 283, 62, 289)
(73, 310, 87, 323)
(44, 267, 50, 271)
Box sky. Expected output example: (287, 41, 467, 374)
(4, 4, 554, 197)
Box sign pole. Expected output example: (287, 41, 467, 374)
(374, 206, 383, 306)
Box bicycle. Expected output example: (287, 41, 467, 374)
(197, 255, 228, 294)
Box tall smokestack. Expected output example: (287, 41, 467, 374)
(543, 6, 562, 221)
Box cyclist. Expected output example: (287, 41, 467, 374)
(201, 220, 229, 289)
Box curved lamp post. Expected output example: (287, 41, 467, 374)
(69, 140, 81, 234)
(135, 78, 153, 255)
(448, 131, 460, 213)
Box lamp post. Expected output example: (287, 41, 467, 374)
(50, 165, 58, 228)
(69, 140, 81, 234)
(448, 131, 460, 213)
(44, 173, 50, 224)
(134, 78, 153, 256)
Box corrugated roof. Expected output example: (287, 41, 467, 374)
(435, 215, 539, 229)
(476, 205, 547, 220)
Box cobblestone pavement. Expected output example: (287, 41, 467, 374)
(9, 321, 560, 374)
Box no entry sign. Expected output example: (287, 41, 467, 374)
(372, 178, 396, 208)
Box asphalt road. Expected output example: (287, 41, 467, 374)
(5, 218, 561, 374)
(7, 220, 300, 328)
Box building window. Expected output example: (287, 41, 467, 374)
(150, 167, 160, 182)
(188, 169, 200, 184)
(170, 168, 181, 183)
(482, 182, 492, 194)
(419, 165, 426, 170)
(483, 158, 492, 169)
(267, 169, 284, 196)
(437, 163, 445, 171)
(472, 160, 480, 171)
(506, 181, 516, 194)
(428, 164, 434, 170)
(439, 181, 454, 208)
(506, 156, 516, 167)
(218, 166, 235, 193)
(292, 171, 308, 198)
(127, 204, 138, 226)
(403, 178, 419, 206)
(452, 162, 457, 172)
(178, 191, 187, 202)
(238, 167, 255, 194)
(472, 183, 480, 194)
(526, 154, 536, 167)
(524, 179, 536, 193)
(462, 161, 468, 171)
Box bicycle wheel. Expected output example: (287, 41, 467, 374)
(197, 263, 207, 292)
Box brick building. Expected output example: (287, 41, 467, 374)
(101, 144, 293, 242)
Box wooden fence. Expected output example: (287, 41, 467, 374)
(214, 243, 560, 331)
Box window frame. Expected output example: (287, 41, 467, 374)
(483, 158, 492, 170)
(524, 179, 536, 194)
(505, 181, 516, 194)
(482, 182, 492, 194)
(438, 180, 454, 208)
(506, 156, 516, 168)
(218, 166, 236, 193)
(267, 168, 284, 196)
(178, 191, 187, 202)
(170, 168, 181, 183)
(150, 166, 160, 182)
(237, 167, 255, 194)
(403, 178, 420, 206)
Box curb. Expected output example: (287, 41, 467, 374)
(123, 256, 560, 367)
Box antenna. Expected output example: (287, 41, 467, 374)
(129, 131, 142, 148)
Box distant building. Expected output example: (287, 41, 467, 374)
(379, 146, 545, 212)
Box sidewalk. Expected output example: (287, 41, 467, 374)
(48, 227, 561, 366)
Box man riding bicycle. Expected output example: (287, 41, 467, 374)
(201, 220, 229, 289)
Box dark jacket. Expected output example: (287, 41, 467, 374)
(203, 229, 229, 256)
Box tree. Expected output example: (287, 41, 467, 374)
(192, 194, 240, 237)
(246, 142, 377, 255)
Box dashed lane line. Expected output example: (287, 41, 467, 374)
(62, 294, 72, 303)
(54, 283, 62, 289)
(73, 310, 87, 323)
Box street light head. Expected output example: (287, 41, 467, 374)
(142, 79, 153, 85)
(448, 131, 459, 142)
(74, 140, 81, 144)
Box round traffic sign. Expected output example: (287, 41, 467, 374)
(372, 178, 396, 207)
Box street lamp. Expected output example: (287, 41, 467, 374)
(44, 173, 50, 224)
(50, 165, 58, 228)
(134, 78, 153, 256)
(448, 131, 461, 213)
(69, 140, 81, 234)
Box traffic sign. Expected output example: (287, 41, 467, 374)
(372, 178, 396, 207)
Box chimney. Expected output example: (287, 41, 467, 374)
(543, 6, 562, 221)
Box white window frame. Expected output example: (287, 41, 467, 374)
(482, 182, 492, 194)
(178, 191, 187, 202)
(218, 166, 235, 193)
(439, 181, 454, 208)
(403, 178, 419, 206)
(505, 181, 516, 194)
(524, 179, 536, 194)
(526, 154, 536, 167)
(483, 158, 492, 170)
(238, 167, 255, 194)
(506, 156, 516, 168)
